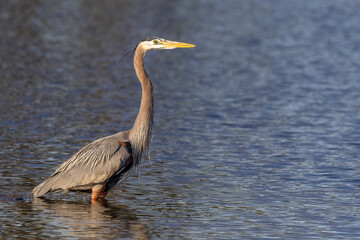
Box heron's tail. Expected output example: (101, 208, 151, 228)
(32, 176, 57, 198)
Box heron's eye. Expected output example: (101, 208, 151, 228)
(153, 40, 159, 44)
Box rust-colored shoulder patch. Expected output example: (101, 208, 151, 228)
(118, 141, 132, 155)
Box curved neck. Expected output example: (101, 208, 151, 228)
(129, 44, 154, 160)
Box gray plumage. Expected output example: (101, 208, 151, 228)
(33, 132, 133, 197)
(32, 37, 195, 200)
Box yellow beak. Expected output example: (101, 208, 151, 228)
(161, 40, 196, 49)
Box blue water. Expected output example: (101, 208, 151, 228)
(1, 0, 360, 239)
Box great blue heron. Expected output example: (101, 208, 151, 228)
(33, 37, 195, 201)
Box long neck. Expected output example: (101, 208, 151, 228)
(129, 44, 154, 161)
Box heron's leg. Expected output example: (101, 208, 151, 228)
(91, 184, 108, 201)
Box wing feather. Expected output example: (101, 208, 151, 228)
(33, 131, 132, 197)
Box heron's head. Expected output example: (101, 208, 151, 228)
(138, 36, 195, 51)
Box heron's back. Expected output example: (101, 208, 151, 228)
(33, 131, 133, 197)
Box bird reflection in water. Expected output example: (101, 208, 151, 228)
(32, 198, 150, 239)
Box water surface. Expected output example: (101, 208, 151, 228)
(1, 0, 360, 239)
